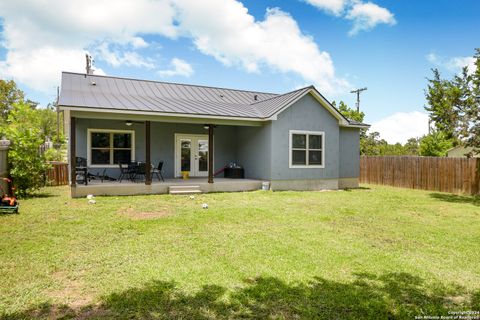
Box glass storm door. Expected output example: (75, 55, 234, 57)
(196, 139, 208, 176)
(180, 139, 191, 173)
(175, 135, 209, 177)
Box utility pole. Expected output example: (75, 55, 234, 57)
(350, 87, 367, 112)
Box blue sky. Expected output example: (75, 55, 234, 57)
(0, 0, 478, 143)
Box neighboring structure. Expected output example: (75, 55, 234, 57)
(446, 146, 479, 158)
(58, 72, 369, 197)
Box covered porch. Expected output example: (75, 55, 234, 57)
(68, 111, 269, 197)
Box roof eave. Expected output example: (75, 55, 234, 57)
(59, 105, 269, 122)
(340, 123, 371, 129)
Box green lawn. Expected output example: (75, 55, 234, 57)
(0, 185, 479, 319)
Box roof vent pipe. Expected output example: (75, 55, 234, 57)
(253, 94, 258, 101)
(85, 54, 94, 76)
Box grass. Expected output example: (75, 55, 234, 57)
(0, 185, 479, 319)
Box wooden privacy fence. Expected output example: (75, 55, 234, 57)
(46, 162, 68, 186)
(360, 156, 480, 195)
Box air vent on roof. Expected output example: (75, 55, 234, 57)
(254, 94, 258, 101)
(219, 94, 224, 98)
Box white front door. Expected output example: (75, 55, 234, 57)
(175, 134, 209, 177)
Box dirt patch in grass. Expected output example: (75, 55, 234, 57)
(47, 271, 94, 310)
(118, 207, 174, 220)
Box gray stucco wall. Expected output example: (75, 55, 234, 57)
(269, 93, 340, 180)
(75, 119, 144, 178)
(75, 119, 237, 179)
(72, 93, 360, 184)
(339, 127, 360, 178)
(236, 124, 272, 180)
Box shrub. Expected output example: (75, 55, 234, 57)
(44, 147, 66, 162)
(3, 102, 49, 197)
(419, 131, 454, 157)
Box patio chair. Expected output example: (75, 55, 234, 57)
(75, 157, 88, 185)
(152, 161, 165, 182)
(132, 162, 146, 182)
(118, 163, 134, 183)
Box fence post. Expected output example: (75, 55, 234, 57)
(0, 138, 11, 192)
(474, 158, 480, 195)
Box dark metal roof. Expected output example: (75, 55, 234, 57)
(58, 72, 369, 127)
(59, 72, 278, 118)
(346, 119, 370, 127)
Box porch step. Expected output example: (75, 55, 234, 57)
(169, 185, 202, 195)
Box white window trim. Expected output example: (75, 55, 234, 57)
(289, 130, 325, 169)
(87, 128, 135, 168)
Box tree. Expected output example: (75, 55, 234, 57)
(360, 131, 385, 155)
(424, 69, 458, 140)
(424, 48, 480, 155)
(456, 48, 480, 156)
(418, 131, 454, 157)
(335, 100, 427, 156)
(2, 101, 49, 197)
(0, 79, 25, 121)
(403, 138, 420, 155)
(37, 104, 64, 143)
(335, 100, 365, 123)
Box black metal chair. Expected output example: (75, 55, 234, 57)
(75, 157, 88, 185)
(118, 163, 134, 183)
(152, 161, 165, 182)
(132, 162, 147, 182)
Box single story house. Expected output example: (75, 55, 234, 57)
(446, 146, 479, 158)
(58, 71, 369, 197)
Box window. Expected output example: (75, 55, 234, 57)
(289, 130, 324, 168)
(88, 129, 135, 166)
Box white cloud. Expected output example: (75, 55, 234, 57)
(158, 58, 194, 77)
(426, 52, 440, 64)
(0, 0, 177, 92)
(370, 111, 429, 144)
(303, 0, 347, 15)
(176, 3, 349, 94)
(346, 2, 396, 35)
(427, 52, 476, 74)
(0, 47, 94, 92)
(130, 37, 149, 49)
(449, 56, 476, 73)
(0, 0, 348, 96)
(303, 0, 395, 35)
(94, 42, 155, 69)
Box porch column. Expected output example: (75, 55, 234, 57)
(145, 121, 152, 185)
(208, 124, 214, 183)
(70, 116, 76, 186)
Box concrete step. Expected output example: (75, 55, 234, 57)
(169, 190, 202, 195)
(169, 185, 200, 189)
(169, 185, 202, 194)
